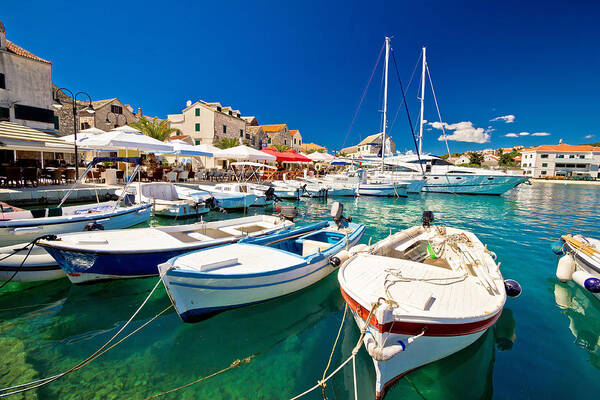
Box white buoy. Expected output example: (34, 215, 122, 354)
(556, 254, 575, 282)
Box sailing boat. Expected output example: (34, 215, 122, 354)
(387, 47, 529, 195)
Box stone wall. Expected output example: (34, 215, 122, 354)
(213, 111, 246, 143)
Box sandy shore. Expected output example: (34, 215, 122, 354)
(531, 178, 600, 186)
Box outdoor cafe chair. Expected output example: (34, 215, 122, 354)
(23, 167, 39, 187)
(64, 169, 76, 183)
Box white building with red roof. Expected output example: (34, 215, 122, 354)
(0, 20, 55, 131)
(520, 144, 600, 178)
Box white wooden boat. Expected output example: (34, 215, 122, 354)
(0, 156, 152, 282)
(159, 203, 365, 322)
(37, 215, 293, 284)
(212, 183, 273, 207)
(118, 182, 209, 218)
(268, 181, 302, 199)
(338, 211, 520, 398)
(556, 235, 600, 301)
(194, 184, 257, 209)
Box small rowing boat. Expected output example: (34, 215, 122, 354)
(117, 182, 209, 218)
(159, 202, 365, 322)
(556, 234, 600, 301)
(38, 215, 293, 284)
(338, 211, 520, 398)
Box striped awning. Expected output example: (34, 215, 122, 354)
(0, 121, 68, 145)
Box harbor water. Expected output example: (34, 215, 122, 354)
(1, 182, 599, 399)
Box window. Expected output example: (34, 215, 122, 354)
(237, 113, 241, 118)
(284, 139, 287, 145)
(541, 171, 547, 175)
(14, 105, 54, 123)
(81, 122, 91, 130)
(239, 129, 243, 137)
(195, 123, 200, 131)
(542, 163, 548, 167)
(0, 73, 5, 89)
(228, 110, 232, 116)
(53, 115, 59, 129)
(557, 154, 564, 158)
(223, 125, 227, 133)
(195, 139, 201, 145)
(111, 105, 123, 114)
(268, 138, 271, 144)
(569, 155, 575, 159)
(217, 106, 222, 112)
(195, 108, 200, 116)
(0, 107, 9, 121)
(579, 155, 585, 159)
(540, 154, 549, 158)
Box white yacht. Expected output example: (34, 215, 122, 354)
(387, 154, 529, 195)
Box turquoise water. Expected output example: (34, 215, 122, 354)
(1, 182, 600, 399)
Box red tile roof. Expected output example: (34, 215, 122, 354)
(260, 124, 287, 132)
(6, 40, 52, 65)
(289, 129, 300, 136)
(523, 144, 600, 152)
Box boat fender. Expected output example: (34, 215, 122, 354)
(330, 250, 350, 267)
(572, 270, 600, 294)
(364, 332, 410, 361)
(556, 254, 575, 282)
(488, 251, 497, 261)
(504, 279, 522, 298)
(84, 222, 105, 231)
(349, 244, 368, 255)
(551, 241, 565, 255)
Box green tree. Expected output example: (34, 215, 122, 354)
(499, 150, 518, 166)
(468, 152, 484, 166)
(273, 144, 291, 152)
(129, 117, 178, 142)
(213, 137, 240, 149)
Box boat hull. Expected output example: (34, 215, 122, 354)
(358, 184, 407, 197)
(562, 237, 600, 301)
(0, 244, 64, 282)
(423, 174, 528, 195)
(162, 227, 364, 322)
(153, 202, 209, 218)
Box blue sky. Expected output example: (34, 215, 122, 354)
(3, 0, 600, 154)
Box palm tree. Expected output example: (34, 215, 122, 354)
(273, 144, 290, 152)
(213, 137, 240, 149)
(129, 117, 178, 142)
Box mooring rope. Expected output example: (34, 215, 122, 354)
(320, 304, 348, 400)
(143, 355, 255, 399)
(0, 278, 165, 397)
(290, 302, 380, 400)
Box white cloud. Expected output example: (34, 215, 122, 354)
(531, 132, 550, 136)
(504, 133, 519, 137)
(584, 134, 594, 139)
(490, 114, 516, 123)
(519, 132, 530, 136)
(429, 121, 491, 144)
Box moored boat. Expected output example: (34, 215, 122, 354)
(556, 234, 600, 301)
(38, 215, 294, 284)
(117, 182, 209, 218)
(159, 202, 365, 322)
(338, 211, 520, 398)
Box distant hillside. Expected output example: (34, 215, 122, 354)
(583, 142, 600, 146)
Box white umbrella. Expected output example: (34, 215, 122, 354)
(166, 139, 213, 156)
(213, 145, 276, 161)
(112, 125, 142, 133)
(195, 143, 221, 154)
(306, 152, 335, 162)
(60, 127, 106, 144)
(78, 129, 173, 153)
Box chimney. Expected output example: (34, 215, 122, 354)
(0, 21, 6, 51)
(186, 100, 192, 107)
(138, 107, 142, 117)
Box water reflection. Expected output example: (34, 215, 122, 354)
(554, 282, 600, 370)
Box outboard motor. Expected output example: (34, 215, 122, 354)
(204, 196, 226, 214)
(277, 205, 298, 221)
(264, 186, 281, 202)
(331, 202, 352, 229)
(422, 211, 434, 228)
(84, 222, 105, 231)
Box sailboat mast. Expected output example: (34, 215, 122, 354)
(418, 46, 426, 154)
(381, 36, 390, 172)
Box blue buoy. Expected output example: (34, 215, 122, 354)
(584, 277, 600, 293)
(551, 241, 564, 255)
(504, 279, 522, 298)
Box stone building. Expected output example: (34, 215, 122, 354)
(289, 129, 303, 151)
(53, 89, 139, 136)
(0, 20, 54, 131)
(341, 132, 395, 157)
(245, 125, 267, 148)
(301, 142, 327, 153)
(168, 100, 246, 146)
(261, 124, 293, 148)
(521, 144, 600, 178)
